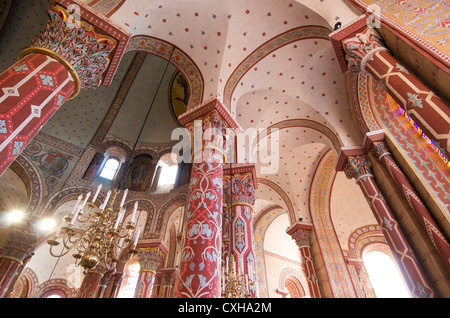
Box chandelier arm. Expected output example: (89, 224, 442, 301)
(49, 243, 76, 258)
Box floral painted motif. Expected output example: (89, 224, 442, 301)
(30, 8, 116, 91)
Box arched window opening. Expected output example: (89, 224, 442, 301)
(153, 153, 179, 193)
(363, 250, 411, 298)
(99, 158, 120, 180)
(159, 163, 178, 186)
(42, 290, 65, 298)
(117, 261, 140, 298)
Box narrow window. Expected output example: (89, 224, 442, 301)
(363, 251, 411, 298)
(117, 262, 141, 298)
(158, 163, 178, 186)
(99, 158, 120, 180)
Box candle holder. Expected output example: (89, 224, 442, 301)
(47, 186, 141, 273)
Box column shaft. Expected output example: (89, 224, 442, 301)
(344, 156, 435, 298)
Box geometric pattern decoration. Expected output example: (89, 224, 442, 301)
(0, 53, 75, 177)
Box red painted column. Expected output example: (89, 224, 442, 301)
(0, 7, 115, 176)
(341, 26, 450, 159)
(344, 155, 435, 298)
(371, 141, 450, 272)
(134, 246, 165, 298)
(223, 164, 258, 297)
(0, 227, 38, 298)
(77, 269, 104, 298)
(287, 222, 321, 298)
(174, 99, 238, 298)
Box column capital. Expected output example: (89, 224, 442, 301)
(0, 227, 39, 265)
(179, 98, 241, 164)
(344, 155, 374, 181)
(287, 222, 313, 248)
(223, 164, 257, 206)
(330, 14, 388, 74)
(20, 6, 117, 99)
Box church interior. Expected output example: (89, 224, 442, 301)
(0, 0, 449, 299)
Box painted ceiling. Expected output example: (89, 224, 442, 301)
(0, 0, 376, 231)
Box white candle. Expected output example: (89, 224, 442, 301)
(92, 184, 102, 203)
(130, 201, 138, 224)
(80, 191, 91, 210)
(70, 195, 83, 217)
(114, 208, 125, 230)
(133, 226, 142, 247)
(100, 190, 112, 210)
(70, 196, 83, 226)
(119, 189, 128, 208)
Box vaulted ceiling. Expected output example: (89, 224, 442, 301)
(0, 0, 365, 225)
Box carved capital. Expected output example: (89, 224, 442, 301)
(342, 27, 388, 73)
(137, 247, 165, 272)
(344, 155, 373, 181)
(20, 6, 116, 98)
(223, 171, 256, 206)
(371, 141, 391, 161)
(287, 222, 313, 248)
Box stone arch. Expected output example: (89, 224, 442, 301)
(355, 72, 450, 216)
(35, 278, 76, 298)
(309, 149, 357, 298)
(253, 205, 286, 298)
(157, 194, 187, 239)
(123, 198, 155, 240)
(12, 155, 44, 215)
(224, 25, 331, 108)
(125, 35, 204, 107)
(39, 186, 106, 217)
(278, 268, 309, 298)
(257, 178, 296, 226)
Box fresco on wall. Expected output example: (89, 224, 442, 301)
(23, 140, 76, 197)
(168, 70, 189, 127)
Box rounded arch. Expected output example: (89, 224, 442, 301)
(278, 268, 309, 298)
(253, 205, 286, 298)
(224, 25, 331, 108)
(125, 35, 204, 107)
(157, 194, 187, 239)
(255, 119, 342, 154)
(12, 155, 44, 215)
(309, 149, 357, 298)
(123, 198, 155, 240)
(354, 72, 450, 220)
(39, 186, 107, 217)
(257, 178, 296, 226)
(35, 279, 76, 298)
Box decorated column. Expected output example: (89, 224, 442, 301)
(0, 6, 115, 176)
(287, 222, 321, 298)
(331, 17, 450, 158)
(343, 155, 434, 298)
(134, 244, 166, 298)
(0, 227, 38, 298)
(223, 163, 258, 297)
(174, 99, 238, 298)
(371, 140, 450, 272)
(77, 267, 104, 298)
(107, 272, 124, 298)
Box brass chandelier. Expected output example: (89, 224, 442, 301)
(47, 186, 141, 272)
(222, 252, 255, 298)
(47, 47, 176, 274)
